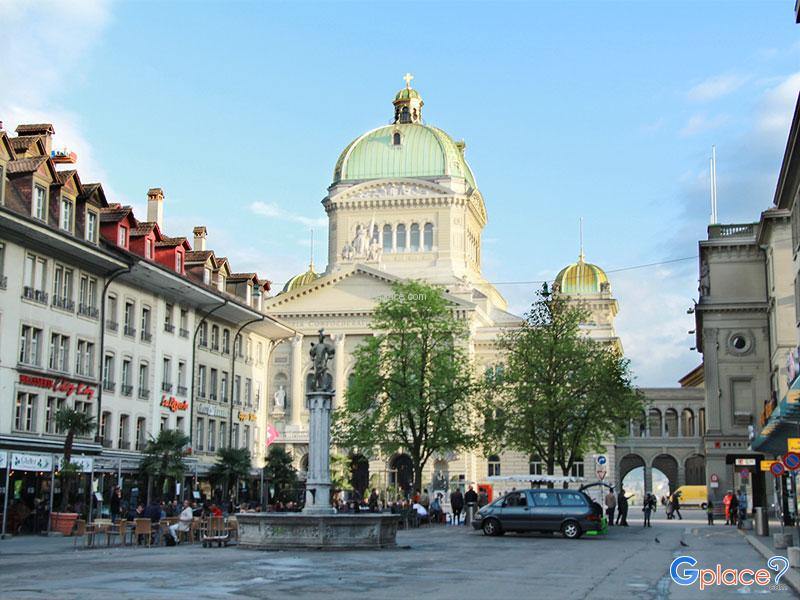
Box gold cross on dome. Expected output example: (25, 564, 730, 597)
(403, 73, 414, 89)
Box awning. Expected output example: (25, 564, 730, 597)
(751, 379, 800, 455)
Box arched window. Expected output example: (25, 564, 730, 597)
(488, 455, 501, 477)
(382, 224, 393, 252)
(410, 223, 420, 251)
(423, 223, 433, 251)
(400, 106, 410, 123)
(665, 409, 678, 437)
(372, 224, 379, 242)
(698, 408, 706, 435)
(211, 325, 219, 351)
(648, 408, 662, 437)
(222, 329, 230, 354)
(393, 132, 401, 145)
(396, 224, 406, 251)
(681, 408, 695, 437)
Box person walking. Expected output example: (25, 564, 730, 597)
(706, 499, 714, 525)
(729, 493, 739, 526)
(617, 487, 630, 526)
(642, 494, 653, 527)
(723, 491, 733, 525)
(671, 493, 682, 520)
(737, 490, 748, 528)
(605, 489, 616, 526)
(450, 488, 464, 525)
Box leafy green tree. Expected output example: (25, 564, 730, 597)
(263, 446, 299, 504)
(330, 453, 353, 495)
(488, 284, 644, 478)
(54, 408, 95, 511)
(333, 280, 479, 491)
(210, 447, 252, 502)
(139, 429, 189, 502)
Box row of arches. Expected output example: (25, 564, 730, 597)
(381, 222, 434, 253)
(629, 407, 705, 438)
(619, 453, 706, 496)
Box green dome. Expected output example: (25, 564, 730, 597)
(332, 123, 477, 188)
(394, 87, 421, 101)
(554, 256, 609, 295)
(281, 264, 320, 294)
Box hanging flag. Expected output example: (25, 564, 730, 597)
(266, 424, 280, 447)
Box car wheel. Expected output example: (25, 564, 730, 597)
(561, 520, 581, 539)
(482, 518, 502, 536)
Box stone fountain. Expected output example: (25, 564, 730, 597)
(237, 329, 398, 550)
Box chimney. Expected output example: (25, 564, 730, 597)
(193, 226, 207, 251)
(15, 124, 55, 155)
(147, 188, 164, 228)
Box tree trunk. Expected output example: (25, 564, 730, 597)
(60, 430, 75, 511)
(413, 463, 423, 495)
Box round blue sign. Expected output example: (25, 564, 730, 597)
(596, 455, 607, 466)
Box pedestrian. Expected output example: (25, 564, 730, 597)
(729, 493, 739, 526)
(450, 488, 464, 525)
(616, 487, 630, 526)
(368, 488, 379, 513)
(666, 499, 674, 520)
(605, 488, 616, 526)
(110, 486, 122, 523)
(737, 490, 748, 527)
(670, 493, 682, 520)
(723, 491, 733, 525)
(706, 499, 714, 525)
(642, 494, 653, 527)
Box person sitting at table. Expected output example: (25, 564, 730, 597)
(210, 503, 223, 517)
(169, 500, 194, 544)
(128, 503, 145, 521)
(143, 499, 162, 523)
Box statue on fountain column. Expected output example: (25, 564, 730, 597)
(309, 329, 336, 392)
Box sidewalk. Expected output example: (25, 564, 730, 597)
(739, 519, 800, 596)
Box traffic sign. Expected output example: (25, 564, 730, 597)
(595, 455, 607, 466)
(784, 452, 800, 471)
(771, 462, 786, 477)
(596, 467, 607, 480)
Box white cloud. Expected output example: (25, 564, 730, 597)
(686, 74, 748, 102)
(250, 201, 327, 228)
(753, 72, 800, 141)
(679, 113, 730, 137)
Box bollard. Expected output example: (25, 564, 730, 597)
(775, 533, 794, 549)
(755, 507, 769, 536)
(789, 547, 800, 568)
(465, 502, 477, 527)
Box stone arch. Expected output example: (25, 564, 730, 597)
(685, 454, 706, 485)
(681, 408, 695, 437)
(299, 453, 309, 474)
(664, 408, 679, 437)
(349, 453, 369, 497)
(652, 454, 679, 493)
(648, 408, 662, 437)
(618, 453, 645, 486)
(389, 453, 414, 495)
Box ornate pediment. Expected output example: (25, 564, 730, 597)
(332, 179, 455, 202)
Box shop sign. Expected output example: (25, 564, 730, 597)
(57, 456, 94, 473)
(762, 460, 780, 472)
(0, 453, 6, 469)
(18, 373, 96, 400)
(238, 411, 257, 422)
(789, 439, 800, 452)
(734, 458, 756, 466)
(11, 452, 52, 472)
(197, 404, 227, 418)
(161, 395, 188, 412)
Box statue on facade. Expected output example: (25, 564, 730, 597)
(341, 240, 353, 261)
(367, 237, 382, 261)
(309, 329, 336, 392)
(352, 224, 369, 257)
(699, 261, 710, 297)
(273, 384, 286, 410)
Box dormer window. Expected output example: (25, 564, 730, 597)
(393, 132, 401, 146)
(145, 238, 153, 259)
(218, 274, 226, 291)
(86, 211, 98, 243)
(33, 185, 47, 220)
(175, 252, 182, 272)
(118, 225, 128, 248)
(203, 268, 211, 285)
(60, 196, 74, 232)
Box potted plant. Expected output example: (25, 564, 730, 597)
(50, 408, 95, 535)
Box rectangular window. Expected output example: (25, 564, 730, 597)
(15, 392, 37, 432)
(33, 185, 46, 220)
(78, 275, 98, 314)
(245, 378, 252, 406)
(210, 368, 218, 400)
(232, 423, 239, 448)
(19, 325, 43, 366)
(219, 422, 226, 449)
(164, 303, 174, 332)
(221, 372, 228, 402)
(103, 354, 115, 389)
(175, 252, 182, 272)
(118, 225, 128, 247)
(162, 357, 172, 386)
(234, 375, 241, 404)
(198, 365, 207, 397)
(118, 415, 129, 448)
(136, 418, 146, 450)
(124, 301, 135, 336)
(160, 416, 168, 431)
(100, 411, 111, 439)
(45, 397, 65, 433)
(196, 418, 205, 452)
(138, 363, 149, 398)
(141, 306, 151, 341)
(48, 333, 70, 372)
(75, 340, 94, 377)
(107, 294, 118, 325)
(60, 196, 73, 232)
(53, 264, 73, 308)
(176, 416, 184, 433)
(208, 420, 216, 452)
(86, 211, 98, 243)
(243, 425, 250, 451)
(178, 361, 186, 387)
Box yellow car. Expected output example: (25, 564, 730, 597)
(673, 485, 708, 509)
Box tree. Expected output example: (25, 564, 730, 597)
(54, 408, 95, 511)
(333, 280, 479, 492)
(139, 429, 189, 502)
(263, 446, 298, 504)
(330, 454, 353, 495)
(210, 447, 251, 502)
(488, 284, 644, 478)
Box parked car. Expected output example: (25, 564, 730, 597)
(472, 488, 603, 539)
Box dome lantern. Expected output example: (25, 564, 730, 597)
(393, 73, 423, 124)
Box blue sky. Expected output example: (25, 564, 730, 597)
(2, 0, 799, 385)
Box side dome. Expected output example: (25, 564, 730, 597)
(554, 255, 609, 295)
(281, 264, 320, 294)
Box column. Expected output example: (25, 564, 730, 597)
(644, 464, 653, 496)
(334, 333, 346, 409)
(290, 334, 303, 428)
(303, 392, 334, 514)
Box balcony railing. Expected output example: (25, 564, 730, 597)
(708, 223, 756, 239)
(164, 323, 175, 333)
(52, 296, 75, 311)
(121, 384, 133, 397)
(103, 380, 115, 392)
(161, 382, 173, 392)
(106, 319, 119, 332)
(78, 304, 99, 319)
(138, 388, 150, 400)
(177, 385, 188, 396)
(22, 287, 48, 305)
(124, 325, 136, 337)
(141, 330, 152, 343)
(179, 328, 190, 338)
(118, 440, 131, 450)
